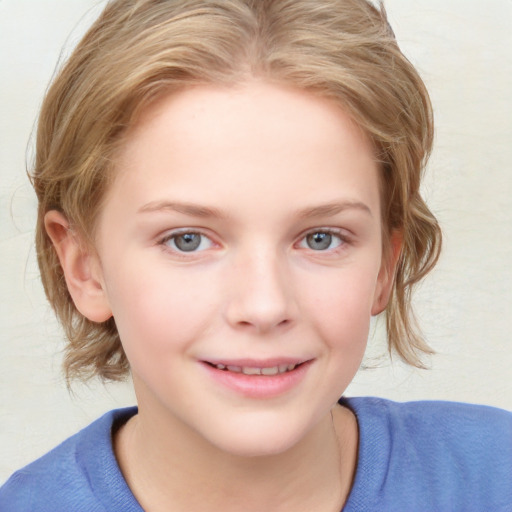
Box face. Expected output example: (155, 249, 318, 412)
(87, 82, 393, 456)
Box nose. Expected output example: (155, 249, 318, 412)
(224, 246, 297, 335)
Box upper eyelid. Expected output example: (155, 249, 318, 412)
(158, 228, 216, 248)
(159, 227, 213, 240)
(298, 226, 350, 239)
(156, 226, 351, 247)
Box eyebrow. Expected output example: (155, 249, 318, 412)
(138, 200, 227, 218)
(297, 200, 373, 219)
(138, 199, 372, 219)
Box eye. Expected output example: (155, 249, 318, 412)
(161, 231, 214, 253)
(299, 230, 344, 251)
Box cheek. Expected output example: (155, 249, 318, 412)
(301, 263, 379, 347)
(103, 259, 220, 360)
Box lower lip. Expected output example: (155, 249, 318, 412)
(200, 361, 312, 399)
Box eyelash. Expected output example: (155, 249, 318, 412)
(297, 228, 349, 252)
(158, 228, 350, 255)
(159, 229, 215, 254)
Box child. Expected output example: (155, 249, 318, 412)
(1, 0, 511, 510)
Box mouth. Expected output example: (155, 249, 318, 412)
(200, 358, 312, 398)
(204, 361, 305, 376)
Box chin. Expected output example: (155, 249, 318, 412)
(216, 434, 299, 459)
(202, 415, 312, 459)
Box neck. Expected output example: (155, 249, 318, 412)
(114, 402, 357, 512)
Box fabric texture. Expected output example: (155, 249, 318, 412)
(340, 398, 512, 511)
(1, 398, 511, 512)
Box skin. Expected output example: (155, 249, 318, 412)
(46, 81, 399, 511)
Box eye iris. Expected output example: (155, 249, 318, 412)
(175, 233, 201, 251)
(307, 232, 332, 250)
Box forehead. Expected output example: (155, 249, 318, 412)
(107, 81, 380, 219)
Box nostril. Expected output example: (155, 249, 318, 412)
(236, 318, 292, 331)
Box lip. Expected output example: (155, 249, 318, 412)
(199, 358, 313, 399)
(203, 357, 307, 368)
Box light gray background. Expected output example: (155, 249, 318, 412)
(1, 0, 511, 483)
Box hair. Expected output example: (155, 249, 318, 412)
(32, 0, 441, 382)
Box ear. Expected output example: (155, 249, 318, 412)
(371, 230, 402, 316)
(44, 210, 112, 323)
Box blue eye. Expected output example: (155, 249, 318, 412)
(163, 232, 213, 252)
(300, 231, 344, 251)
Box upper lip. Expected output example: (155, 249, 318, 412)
(200, 357, 312, 368)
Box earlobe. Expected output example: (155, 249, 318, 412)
(44, 210, 112, 323)
(371, 231, 402, 316)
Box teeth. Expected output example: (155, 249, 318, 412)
(214, 363, 299, 375)
(242, 367, 261, 375)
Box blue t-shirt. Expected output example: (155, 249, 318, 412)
(1, 398, 511, 511)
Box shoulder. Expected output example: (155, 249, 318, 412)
(347, 395, 512, 441)
(341, 397, 512, 512)
(0, 407, 139, 512)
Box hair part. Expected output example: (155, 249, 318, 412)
(32, 0, 441, 382)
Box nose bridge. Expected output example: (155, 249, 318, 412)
(225, 240, 296, 333)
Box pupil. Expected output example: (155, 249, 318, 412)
(307, 232, 331, 250)
(175, 233, 201, 251)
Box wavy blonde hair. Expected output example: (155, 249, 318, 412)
(33, 0, 441, 382)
